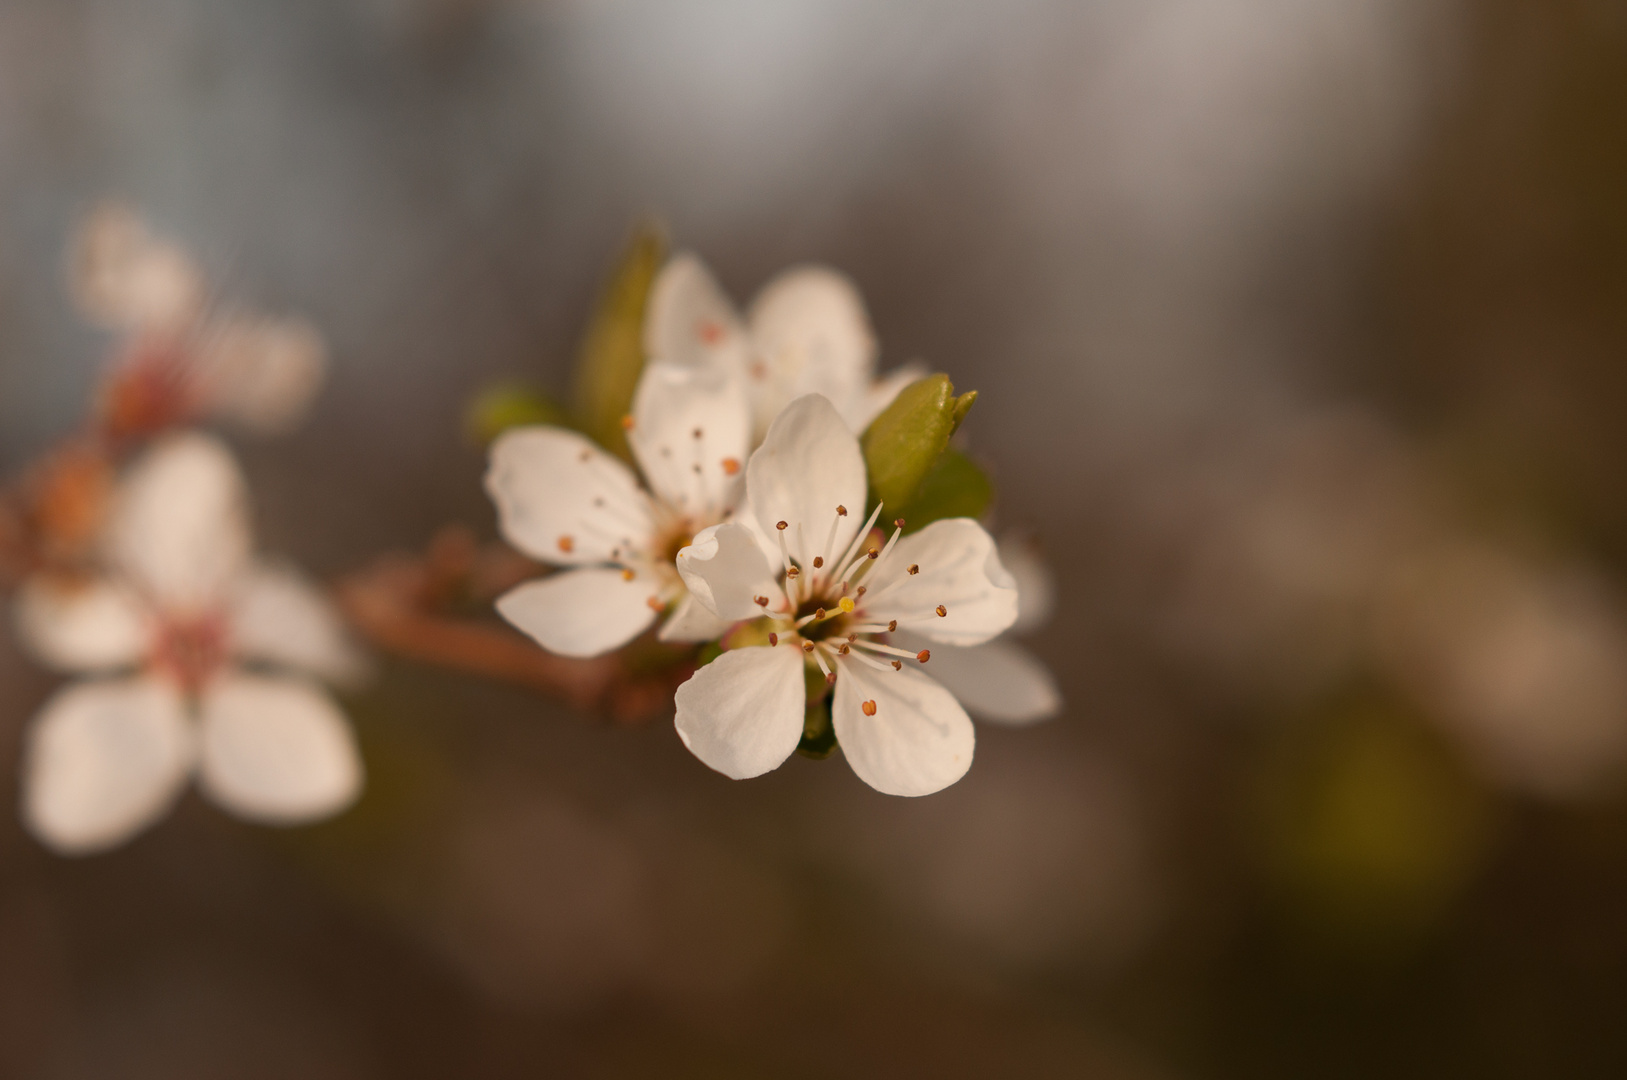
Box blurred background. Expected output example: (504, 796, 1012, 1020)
(3, 0, 1627, 1075)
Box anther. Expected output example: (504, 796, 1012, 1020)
(891, 660, 902, 670)
(801, 641, 815, 653)
(692, 427, 703, 439)
(856, 586, 867, 598)
(838, 597, 855, 613)
(768, 632, 779, 646)
(578, 450, 592, 463)
(647, 596, 665, 611)
(813, 556, 824, 568)
(936, 605, 947, 617)
(825, 672, 836, 686)
(787, 566, 800, 578)
(917, 649, 931, 663)
(814, 607, 826, 620)
(887, 619, 897, 632)
(558, 535, 575, 554)
(867, 549, 879, 560)
(754, 595, 769, 607)
(721, 457, 740, 475)
(861, 699, 878, 716)
(908, 564, 919, 575)
(776, 521, 788, 531)
(893, 518, 906, 529)
(621, 568, 635, 581)
(620, 415, 634, 430)
(838, 644, 850, 656)
(847, 633, 857, 642)
(836, 505, 848, 517)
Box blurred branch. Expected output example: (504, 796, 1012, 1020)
(333, 525, 691, 723)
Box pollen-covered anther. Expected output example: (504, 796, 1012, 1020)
(620, 414, 635, 430)
(646, 596, 665, 611)
(891, 660, 902, 670)
(867, 549, 878, 560)
(801, 641, 815, 654)
(893, 518, 906, 529)
(916, 649, 931, 663)
(812, 556, 823, 568)
(721, 457, 741, 476)
(698, 320, 724, 345)
(838, 644, 850, 656)
(861, 699, 878, 717)
(936, 605, 948, 617)
(836, 505, 848, 517)
(838, 597, 855, 614)
(557, 535, 575, 554)
(768, 632, 779, 646)
(786, 566, 800, 578)
(692, 427, 703, 439)
(825, 672, 836, 685)
(907, 564, 919, 575)
(578, 450, 592, 463)
(813, 607, 826, 620)
(856, 586, 867, 598)
(621, 568, 635, 581)
(887, 619, 898, 632)
(754, 595, 769, 607)
(846, 633, 857, 642)
(776, 521, 788, 531)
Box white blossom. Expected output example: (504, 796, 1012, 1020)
(672, 393, 1019, 796)
(484, 361, 751, 658)
(644, 252, 924, 441)
(14, 433, 365, 855)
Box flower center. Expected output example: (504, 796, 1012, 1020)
(149, 613, 230, 694)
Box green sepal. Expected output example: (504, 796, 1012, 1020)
(464, 381, 568, 445)
(570, 221, 667, 461)
(694, 641, 724, 669)
(861, 374, 977, 516)
(892, 447, 994, 532)
(797, 695, 838, 760)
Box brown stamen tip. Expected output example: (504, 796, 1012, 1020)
(887, 619, 898, 632)
(802, 641, 815, 653)
(813, 607, 826, 620)
(907, 564, 919, 575)
(647, 596, 665, 611)
(578, 450, 592, 463)
(621, 568, 635, 581)
(838, 644, 850, 655)
(787, 566, 800, 578)
(935, 605, 947, 617)
(856, 586, 867, 598)
(846, 633, 857, 642)
(620, 414, 635, 430)
(861, 699, 878, 717)
(917, 649, 931, 663)
(776, 520, 788, 531)
(867, 549, 878, 560)
(692, 464, 703, 474)
(812, 556, 824, 568)
(893, 518, 906, 529)
(825, 672, 836, 685)
(836, 505, 848, 517)
(891, 660, 903, 670)
(721, 457, 740, 476)
(692, 427, 703, 439)
(768, 633, 779, 646)
(754, 595, 769, 606)
(557, 535, 575, 553)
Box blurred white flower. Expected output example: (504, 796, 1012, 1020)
(644, 252, 924, 440)
(14, 433, 365, 855)
(673, 394, 1018, 796)
(485, 360, 750, 657)
(71, 203, 329, 439)
(894, 534, 1062, 726)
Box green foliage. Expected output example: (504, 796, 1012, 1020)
(892, 447, 993, 532)
(571, 221, 667, 461)
(464, 381, 568, 444)
(797, 696, 837, 760)
(860, 374, 977, 514)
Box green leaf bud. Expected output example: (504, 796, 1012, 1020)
(860, 374, 977, 515)
(571, 221, 667, 461)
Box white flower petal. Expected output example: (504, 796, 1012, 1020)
(643, 252, 750, 374)
(893, 631, 1061, 726)
(495, 568, 659, 658)
(849, 363, 928, 434)
(746, 394, 867, 567)
(20, 676, 194, 855)
(485, 426, 654, 565)
(746, 266, 876, 435)
(13, 575, 149, 673)
(228, 562, 366, 686)
(676, 522, 779, 622)
(628, 361, 751, 512)
(674, 645, 806, 780)
(107, 432, 254, 612)
(194, 315, 328, 435)
(196, 672, 362, 824)
(70, 204, 204, 333)
(832, 660, 975, 797)
(658, 593, 735, 644)
(863, 518, 1019, 646)
(999, 536, 1057, 634)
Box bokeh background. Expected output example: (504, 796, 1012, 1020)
(3, 0, 1627, 1075)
